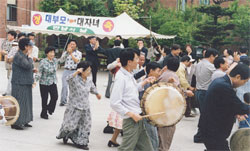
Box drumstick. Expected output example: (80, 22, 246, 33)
(2, 105, 17, 108)
(245, 119, 250, 127)
(142, 112, 165, 118)
(2, 116, 15, 118)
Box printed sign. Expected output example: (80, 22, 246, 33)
(30, 9, 116, 35)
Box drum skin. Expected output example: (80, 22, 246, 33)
(141, 82, 186, 127)
(230, 128, 250, 151)
(0, 96, 20, 126)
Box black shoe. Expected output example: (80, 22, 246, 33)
(48, 111, 53, 115)
(11, 125, 24, 130)
(59, 103, 65, 106)
(108, 140, 120, 147)
(40, 114, 49, 119)
(63, 137, 68, 144)
(194, 137, 204, 143)
(76, 144, 89, 150)
(24, 123, 32, 127)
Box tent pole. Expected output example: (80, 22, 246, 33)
(150, 15, 153, 48)
(63, 34, 72, 51)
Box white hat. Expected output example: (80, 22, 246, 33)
(188, 56, 195, 62)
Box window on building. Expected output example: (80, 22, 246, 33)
(7, 0, 17, 21)
(199, 0, 210, 5)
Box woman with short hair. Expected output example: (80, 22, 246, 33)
(11, 38, 35, 130)
(35, 46, 58, 119)
(56, 61, 101, 150)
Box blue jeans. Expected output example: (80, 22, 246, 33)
(239, 115, 250, 128)
(194, 90, 207, 141)
(60, 70, 75, 104)
(143, 119, 159, 151)
(195, 90, 207, 112)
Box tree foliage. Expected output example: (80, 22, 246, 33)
(39, 0, 109, 16)
(112, 0, 145, 19)
(230, 0, 250, 48)
(195, 5, 234, 24)
(39, 0, 250, 50)
(142, 4, 202, 48)
(192, 4, 235, 49)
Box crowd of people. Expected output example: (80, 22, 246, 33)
(0, 31, 250, 151)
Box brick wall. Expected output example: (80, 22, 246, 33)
(17, 0, 41, 26)
(0, 0, 7, 39)
(17, 0, 30, 26)
(0, 0, 41, 38)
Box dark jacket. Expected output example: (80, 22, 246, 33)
(103, 47, 122, 64)
(133, 69, 146, 80)
(137, 47, 148, 58)
(84, 43, 105, 66)
(12, 50, 34, 85)
(200, 75, 250, 141)
(162, 53, 180, 67)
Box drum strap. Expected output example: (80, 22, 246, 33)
(0, 104, 7, 124)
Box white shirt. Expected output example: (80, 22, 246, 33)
(110, 67, 143, 119)
(31, 45, 39, 59)
(195, 59, 216, 90)
(211, 69, 226, 81)
(113, 43, 124, 48)
(59, 50, 82, 70)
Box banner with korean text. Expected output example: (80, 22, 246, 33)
(31, 9, 116, 36)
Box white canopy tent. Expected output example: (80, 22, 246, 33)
(7, 9, 175, 39)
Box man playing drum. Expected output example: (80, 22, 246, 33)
(110, 49, 155, 151)
(200, 63, 250, 151)
(158, 57, 194, 151)
(139, 61, 163, 151)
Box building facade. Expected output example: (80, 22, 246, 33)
(0, 0, 41, 39)
(0, 0, 248, 46)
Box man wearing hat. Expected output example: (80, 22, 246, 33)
(176, 55, 196, 117)
(84, 36, 104, 86)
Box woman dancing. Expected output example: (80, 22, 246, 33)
(56, 61, 101, 150)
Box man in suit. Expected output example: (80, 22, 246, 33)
(239, 46, 248, 61)
(114, 35, 124, 48)
(84, 36, 104, 86)
(200, 63, 250, 151)
(162, 44, 181, 67)
(137, 39, 149, 64)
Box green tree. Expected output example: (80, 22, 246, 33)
(143, 4, 202, 48)
(192, 5, 235, 49)
(39, 0, 109, 16)
(230, 1, 250, 48)
(112, 0, 145, 19)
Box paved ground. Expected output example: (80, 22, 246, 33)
(0, 61, 236, 151)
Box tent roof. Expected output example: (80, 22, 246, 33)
(7, 10, 175, 39)
(114, 12, 175, 39)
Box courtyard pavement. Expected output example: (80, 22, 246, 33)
(0, 61, 236, 151)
